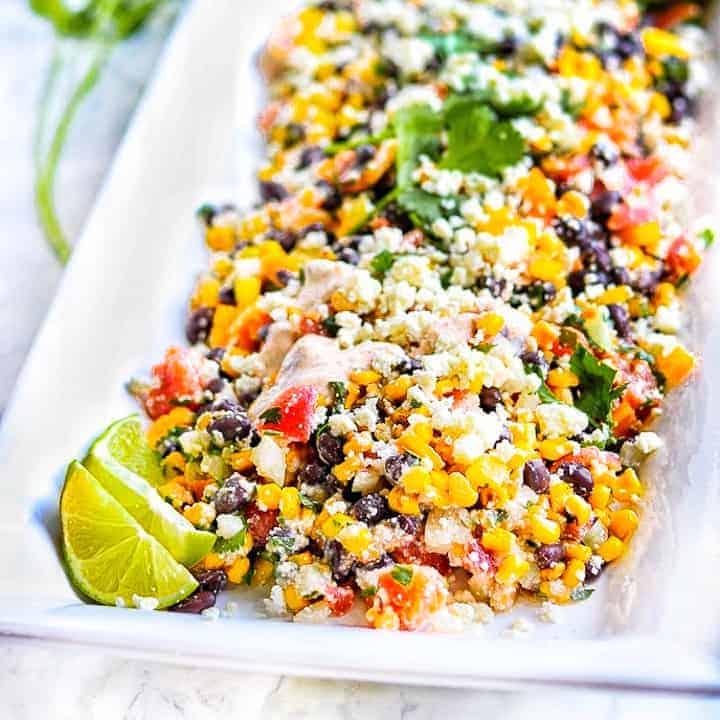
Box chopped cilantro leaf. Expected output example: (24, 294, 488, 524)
(324, 127, 393, 155)
(394, 103, 443, 188)
(329, 381, 347, 412)
(299, 493, 321, 513)
(360, 586, 377, 598)
(700, 228, 715, 248)
(397, 187, 449, 227)
(213, 522, 247, 554)
(391, 565, 414, 586)
(370, 249, 397, 278)
(259, 406, 282, 424)
(440, 97, 525, 177)
(570, 586, 595, 602)
(524, 363, 560, 404)
(570, 345, 625, 427)
(322, 314, 340, 337)
(419, 31, 499, 59)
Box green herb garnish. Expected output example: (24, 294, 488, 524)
(259, 406, 282, 424)
(391, 565, 414, 586)
(570, 345, 626, 427)
(370, 249, 397, 278)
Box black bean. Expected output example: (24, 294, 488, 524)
(395, 356, 422, 374)
(670, 95, 692, 123)
(284, 122, 306, 147)
(567, 269, 589, 296)
(523, 459, 551, 493)
(520, 350, 548, 375)
(616, 32, 642, 60)
(585, 559, 605, 581)
(207, 347, 225, 364)
(611, 266, 631, 286)
(259, 180, 289, 203)
(384, 454, 416, 485)
(361, 553, 393, 571)
(535, 543, 566, 569)
(607, 303, 632, 339)
(558, 462, 594, 498)
(186, 307, 214, 344)
(208, 412, 251, 443)
(297, 461, 328, 486)
(214, 473, 252, 514)
(352, 493, 389, 525)
(496, 34, 517, 56)
(480, 387, 502, 412)
(206, 377, 226, 394)
(590, 191, 620, 222)
(210, 398, 239, 413)
(633, 269, 662, 297)
(297, 145, 325, 169)
(393, 514, 421, 536)
(193, 569, 228, 595)
(317, 180, 342, 211)
(337, 247, 360, 265)
(218, 285, 236, 305)
(494, 426, 512, 448)
(266, 228, 297, 252)
(355, 144, 376, 164)
(325, 539, 356, 582)
(159, 438, 181, 458)
(317, 432, 345, 466)
(553, 216, 587, 246)
(169, 590, 216, 614)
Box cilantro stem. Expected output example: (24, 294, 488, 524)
(34, 41, 112, 264)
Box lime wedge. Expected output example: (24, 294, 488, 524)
(83, 415, 215, 567)
(60, 461, 198, 608)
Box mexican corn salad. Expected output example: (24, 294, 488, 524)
(125, 0, 712, 629)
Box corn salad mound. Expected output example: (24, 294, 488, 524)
(132, 0, 712, 630)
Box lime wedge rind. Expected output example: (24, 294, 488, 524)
(83, 415, 215, 567)
(60, 461, 198, 609)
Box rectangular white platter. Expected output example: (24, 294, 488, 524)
(2, 0, 720, 693)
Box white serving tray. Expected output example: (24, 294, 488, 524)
(2, 0, 720, 693)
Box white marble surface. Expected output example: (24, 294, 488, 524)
(1, 1, 719, 717)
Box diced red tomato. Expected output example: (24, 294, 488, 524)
(325, 585, 355, 616)
(626, 156, 670, 186)
(376, 566, 448, 631)
(245, 503, 278, 546)
(391, 540, 450, 576)
(652, 3, 701, 30)
(667, 235, 702, 279)
(145, 346, 204, 419)
(607, 202, 654, 232)
(298, 316, 323, 336)
(551, 446, 622, 474)
(257, 385, 319, 443)
(461, 538, 498, 576)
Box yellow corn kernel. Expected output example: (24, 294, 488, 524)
(343, 434, 372, 455)
(565, 495, 592, 526)
(397, 430, 443, 470)
(250, 557, 274, 587)
(146, 407, 196, 449)
(589, 483, 612, 510)
(617, 468, 643, 497)
(540, 562, 566, 581)
(564, 542, 592, 562)
(337, 525, 372, 555)
(158, 480, 193, 509)
(539, 439, 576, 461)
(466, 455, 509, 488)
(547, 368, 579, 388)
(349, 369, 381, 385)
(530, 515, 561, 545)
(563, 558, 586, 589)
(333, 456, 362, 484)
(654, 282, 676, 307)
(481, 527, 514, 554)
(509, 423, 537, 452)
(448, 472, 478, 508)
(233, 276, 261, 309)
(595, 285, 633, 305)
(206, 225, 235, 252)
(279, 486, 301, 520)
(289, 551, 313, 566)
(556, 190, 588, 218)
(387, 487, 421, 515)
(344, 382, 360, 410)
(610, 509, 639, 540)
(228, 448, 254, 473)
(529, 257, 565, 283)
(539, 579, 571, 603)
(321, 512, 352, 539)
(257, 482, 282, 510)
(384, 375, 412, 402)
(284, 585, 310, 613)
(476, 312, 505, 337)
(227, 556, 251, 584)
(196, 278, 222, 310)
(435, 379, 455, 396)
(402, 465, 432, 494)
(549, 482, 573, 512)
(496, 555, 529, 585)
(531, 321, 560, 350)
(641, 27, 690, 60)
(624, 221, 662, 248)
(598, 536, 625, 562)
(202, 552, 225, 571)
(212, 255, 234, 279)
(161, 450, 186, 475)
(655, 345, 695, 387)
(183, 502, 215, 529)
(208, 304, 240, 348)
(367, 605, 400, 631)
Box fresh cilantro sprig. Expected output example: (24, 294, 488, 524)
(570, 345, 626, 427)
(259, 406, 282, 424)
(328, 381, 347, 412)
(370, 249, 398, 278)
(524, 363, 560, 404)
